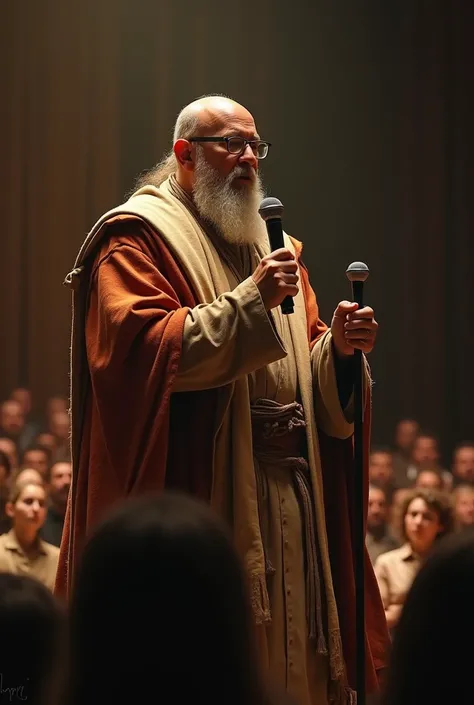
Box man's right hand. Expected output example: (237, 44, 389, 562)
(251, 248, 299, 311)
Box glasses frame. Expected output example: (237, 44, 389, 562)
(188, 136, 272, 159)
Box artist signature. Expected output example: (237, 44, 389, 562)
(0, 674, 28, 701)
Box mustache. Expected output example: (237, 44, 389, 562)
(231, 164, 256, 181)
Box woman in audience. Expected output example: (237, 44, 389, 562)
(0, 482, 59, 591)
(374, 487, 453, 630)
(0, 572, 66, 705)
(382, 529, 474, 704)
(69, 491, 287, 705)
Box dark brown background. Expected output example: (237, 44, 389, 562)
(1, 0, 472, 462)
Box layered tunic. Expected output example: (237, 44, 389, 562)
(57, 176, 389, 704)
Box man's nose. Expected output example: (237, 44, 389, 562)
(239, 144, 258, 168)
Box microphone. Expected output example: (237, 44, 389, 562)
(258, 196, 294, 315)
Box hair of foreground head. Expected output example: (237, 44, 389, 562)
(0, 573, 65, 705)
(68, 491, 271, 705)
(382, 528, 474, 705)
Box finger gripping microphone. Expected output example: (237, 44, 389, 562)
(258, 196, 294, 315)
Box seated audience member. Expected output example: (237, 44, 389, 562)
(366, 484, 399, 564)
(35, 432, 58, 454)
(0, 482, 59, 591)
(374, 488, 453, 631)
(453, 484, 474, 531)
(414, 468, 444, 491)
(20, 444, 51, 478)
(391, 419, 419, 488)
(0, 436, 18, 472)
(0, 450, 12, 534)
(451, 442, 474, 488)
(40, 461, 71, 547)
(69, 492, 286, 705)
(0, 572, 65, 705)
(9, 387, 42, 448)
(369, 447, 396, 500)
(0, 400, 27, 452)
(382, 529, 474, 705)
(406, 434, 449, 486)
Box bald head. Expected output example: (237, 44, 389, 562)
(132, 94, 266, 246)
(173, 96, 256, 142)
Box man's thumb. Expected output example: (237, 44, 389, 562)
(334, 300, 358, 316)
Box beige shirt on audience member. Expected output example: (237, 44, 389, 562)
(0, 530, 59, 591)
(374, 543, 421, 626)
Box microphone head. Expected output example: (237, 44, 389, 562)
(258, 196, 284, 221)
(345, 261, 369, 282)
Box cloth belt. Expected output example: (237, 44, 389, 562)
(250, 398, 328, 655)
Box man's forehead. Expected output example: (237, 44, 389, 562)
(206, 115, 258, 137)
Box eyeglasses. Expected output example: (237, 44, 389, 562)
(188, 136, 271, 160)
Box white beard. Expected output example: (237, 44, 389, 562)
(192, 151, 267, 247)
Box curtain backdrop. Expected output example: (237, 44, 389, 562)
(1, 0, 472, 461)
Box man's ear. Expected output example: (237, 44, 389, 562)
(174, 139, 194, 170)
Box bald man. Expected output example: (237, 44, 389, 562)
(59, 95, 389, 704)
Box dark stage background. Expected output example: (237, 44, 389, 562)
(1, 0, 473, 462)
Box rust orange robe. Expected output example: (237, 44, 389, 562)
(57, 216, 389, 694)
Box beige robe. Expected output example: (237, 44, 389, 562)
(64, 176, 364, 704)
(175, 244, 353, 705)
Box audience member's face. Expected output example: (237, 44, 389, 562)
(49, 411, 70, 441)
(415, 470, 443, 490)
(369, 452, 393, 486)
(22, 449, 49, 477)
(395, 420, 419, 452)
(453, 447, 474, 482)
(10, 388, 32, 415)
(367, 487, 388, 530)
(35, 433, 57, 453)
(0, 400, 25, 436)
(412, 436, 439, 467)
(49, 461, 71, 507)
(46, 396, 68, 419)
(404, 497, 442, 553)
(454, 488, 474, 527)
(0, 438, 18, 470)
(7, 483, 47, 532)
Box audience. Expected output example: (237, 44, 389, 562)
(0, 384, 472, 703)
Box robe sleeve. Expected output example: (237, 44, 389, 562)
(173, 276, 287, 392)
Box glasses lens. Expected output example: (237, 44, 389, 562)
(256, 142, 269, 159)
(227, 137, 245, 154)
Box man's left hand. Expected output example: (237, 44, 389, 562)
(331, 301, 378, 358)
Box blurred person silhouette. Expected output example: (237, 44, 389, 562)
(0, 573, 65, 705)
(69, 491, 294, 705)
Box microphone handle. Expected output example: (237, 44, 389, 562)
(265, 217, 295, 315)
